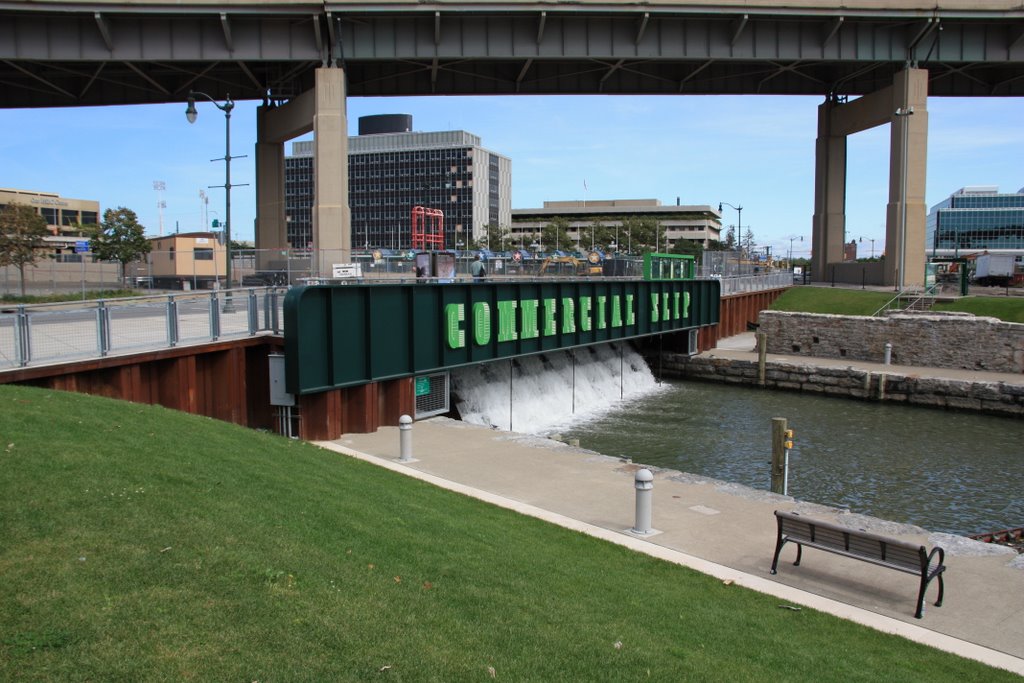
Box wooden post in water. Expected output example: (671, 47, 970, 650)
(771, 417, 787, 494)
(757, 332, 768, 387)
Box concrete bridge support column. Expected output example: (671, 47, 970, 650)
(253, 67, 352, 276)
(810, 68, 928, 289)
(312, 66, 351, 276)
(254, 87, 316, 268)
(886, 69, 929, 289)
(255, 110, 288, 270)
(811, 99, 847, 281)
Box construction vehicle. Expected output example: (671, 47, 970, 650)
(538, 254, 603, 276)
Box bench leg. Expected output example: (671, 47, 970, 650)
(770, 539, 802, 574)
(915, 581, 927, 619)
(770, 537, 786, 574)
(915, 568, 946, 618)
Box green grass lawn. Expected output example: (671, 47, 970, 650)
(772, 287, 1024, 322)
(0, 385, 1014, 681)
(931, 296, 1024, 323)
(0, 289, 141, 305)
(770, 287, 895, 316)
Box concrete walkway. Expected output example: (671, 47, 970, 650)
(315, 336, 1024, 676)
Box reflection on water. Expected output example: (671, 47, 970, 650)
(557, 380, 1023, 536)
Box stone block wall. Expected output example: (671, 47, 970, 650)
(659, 354, 1024, 417)
(757, 311, 1024, 373)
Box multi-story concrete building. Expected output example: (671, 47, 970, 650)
(926, 186, 1024, 259)
(0, 188, 100, 260)
(284, 114, 511, 251)
(511, 199, 721, 252)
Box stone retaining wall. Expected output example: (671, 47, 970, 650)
(659, 353, 1024, 417)
(757, 310, 1024, 374)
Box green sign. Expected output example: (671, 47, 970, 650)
(284, 279, 720, 395)
(415, 376, 431, 397)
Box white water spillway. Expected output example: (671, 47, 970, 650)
(450, 342, 664, 435)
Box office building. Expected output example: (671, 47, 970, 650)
(284, 115, 512, 251)
(926, 186, 1024, 257)
(511, 199, 721, 252)
(0, 187, 100, 260)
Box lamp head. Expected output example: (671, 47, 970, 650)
(717, 202, 723, 212)
(185, 96, 198, 124)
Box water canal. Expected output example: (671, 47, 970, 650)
(451, 343, 1023, 537)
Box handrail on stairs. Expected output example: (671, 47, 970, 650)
(872, 284, 939, 317)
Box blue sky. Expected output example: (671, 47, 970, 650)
(1, 93, 1021, 259)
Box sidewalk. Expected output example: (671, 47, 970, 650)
(316, 339, 1024, 675)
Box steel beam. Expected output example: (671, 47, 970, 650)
(0, 5, 1022, 106)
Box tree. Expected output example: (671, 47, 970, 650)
(541, 218, 573, 253)
(723, 225, 737, 249)
(741, 227, 756, 254)
(0, 203, 49, 296)
(472, 223, 511, 251)
(91, 207, 152, 280)
(619, 216, 665, 253)
(670, 238, 704, 260)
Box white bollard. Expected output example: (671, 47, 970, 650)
(884, 342, 893, 365)
(399, 414, 413, 462)
(631, 468, 654, 535)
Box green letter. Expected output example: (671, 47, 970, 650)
(542, 298, 557, 336)
(662, 292, 670, 322)
(445, 303, 465, 349)
(682, 292, 690, 318)
(561, 297, 576, 334)
(596, 295, 607, 329)
(497, 300, 518, 342)
(579, 296, 592, 332)
(472, 301, 492, 345)
(520, 299, 539, 339)
(650, 293, 660, 323)
(625, 294, 635, 326)
(610, 295, 622, 328)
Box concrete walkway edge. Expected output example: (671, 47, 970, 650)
(315, 439, 1024, 677)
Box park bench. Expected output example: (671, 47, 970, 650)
(770, 510, 946, 618)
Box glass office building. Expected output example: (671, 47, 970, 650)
(284, 119, 511, 251)
(926, 186, 1024, 256)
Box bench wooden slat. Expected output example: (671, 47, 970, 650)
(770, 510, 946, 619)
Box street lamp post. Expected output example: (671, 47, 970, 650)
(894, 106, 914, 291)
(719, 202, 743, 252)
(185, 91, 247, 310)
(789, 235, 803, 264)
(858, 236, 876, 259)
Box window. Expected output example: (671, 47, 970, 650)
(194, 248, 213, 260)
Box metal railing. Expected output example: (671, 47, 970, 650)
(719, 272, 793, 295)
(871, 284, 939, 317)
(1, 269, 793, 371)
(0, 287, 285, 371)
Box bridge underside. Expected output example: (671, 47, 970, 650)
(1, 6, 1023, 108)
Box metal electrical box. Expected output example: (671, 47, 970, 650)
(268, 354, 295, 406)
